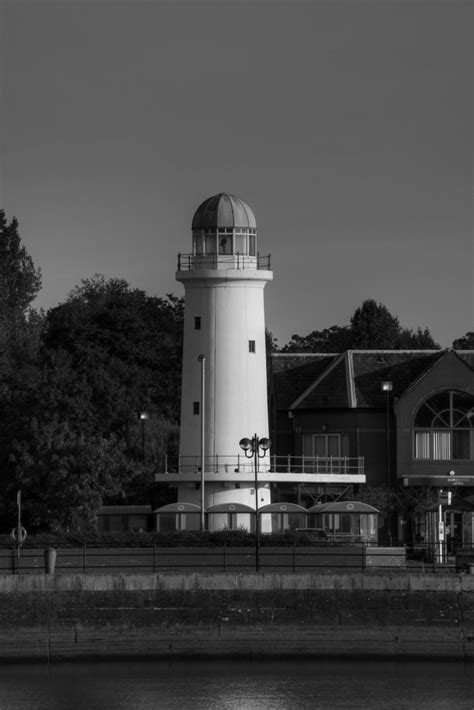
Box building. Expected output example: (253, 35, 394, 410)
(154, 194, 366, 529)
(270, 348, 474, 548)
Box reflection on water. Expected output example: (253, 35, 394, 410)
(0, 658, 472, 710)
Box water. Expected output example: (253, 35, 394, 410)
(0, 659, 472, 709)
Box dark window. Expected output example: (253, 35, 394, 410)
(194, 317, 201, 330)
(193, 402, 200, 415)
(249, 340, 256, 353)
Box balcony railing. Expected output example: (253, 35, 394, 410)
(156, 455, 364, 476)
(177, 253, 271, 271)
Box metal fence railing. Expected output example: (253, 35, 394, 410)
(157, 454, 364, 476)
(0, 545, 410, 575)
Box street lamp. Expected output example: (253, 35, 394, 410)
(198, 355, 206, 531)
(239, 434, 271, 571)
(381, 381, 393, 545)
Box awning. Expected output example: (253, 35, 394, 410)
(308, 501, 379, 514)
(153, 502, 202, 513)
(259, 503, 307, 513)
(206, 503, 255, 513)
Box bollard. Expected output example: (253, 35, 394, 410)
(44, 547, 57, 574)
(468, 564, 474, 575)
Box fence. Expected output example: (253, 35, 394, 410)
(0, 545, 407, 574)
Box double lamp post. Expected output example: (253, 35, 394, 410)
(239, 434, 271, 571)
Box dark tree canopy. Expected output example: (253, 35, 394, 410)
(1, 270, 184, 530)
(0, 210, 41, 322)
(281, 299, 440, 352)
(453, 332, 474, 349)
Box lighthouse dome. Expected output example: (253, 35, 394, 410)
(192, 193, 257, 230)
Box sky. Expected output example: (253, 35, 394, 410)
(1, 0, 473, 349)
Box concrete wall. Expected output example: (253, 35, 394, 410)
(0, 572, 473, 662)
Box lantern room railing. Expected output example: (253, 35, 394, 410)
(177, 253, 271, 271)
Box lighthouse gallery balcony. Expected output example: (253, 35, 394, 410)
(177, 252, 271, 272)
(154, 454, 365, 484)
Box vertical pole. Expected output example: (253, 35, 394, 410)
(198, 355, 206, 531)
(386, 391, 391, 546)
(16, 490, 21, 574)
(438, 501, 443, 564)
(254, 434, 260, 572)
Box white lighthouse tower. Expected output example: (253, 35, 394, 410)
(176, 193, 273, 528)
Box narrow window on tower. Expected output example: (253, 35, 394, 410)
(193, 402, 200, 415)
(194, 316, 201, 330)
(249, 340, 256, 353)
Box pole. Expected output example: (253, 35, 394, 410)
(198, 355, 206, 531)
(254, 434, 260, 572)
(438, 501, 444, 564)
(16, 490, 21, 573)
(385, 390, 392, 546)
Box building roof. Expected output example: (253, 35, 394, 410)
(271, 350, 474, 411)
(192, 193, 257, 230)
(271, 354, 338, 410)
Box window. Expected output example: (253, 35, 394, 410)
(194, 316, 201, 330)
(302, 433, 350, 473)
(219, 236, 232, 255)
(193, 402, 200, 415)
(414, 391, 474, 460)
(249, 234, 256, 256)
(303, 433, 350, 458)
(249, 340, 256, 353)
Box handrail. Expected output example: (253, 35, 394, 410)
(177, 253, 271, 271)
(156, 455, 364, 475)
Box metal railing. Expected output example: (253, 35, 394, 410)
(177, 253, 271, 271)
(0, 544, 407, 574)
(156, 454, 364, 476)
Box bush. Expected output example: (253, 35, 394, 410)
(0, 529, 338, 549)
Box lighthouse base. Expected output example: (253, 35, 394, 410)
(177, 482, 272, 532)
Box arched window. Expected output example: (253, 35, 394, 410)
(414, 391, 474, 460)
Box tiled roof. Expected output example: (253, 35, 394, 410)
(352, 351, 444, 407)
(295, 356, 349, 409)
(272, 349, 474, 411)
(271, 354, 337, 409)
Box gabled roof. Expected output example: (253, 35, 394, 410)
(271, 354, 338, 410)
(272, 349, 474, 411)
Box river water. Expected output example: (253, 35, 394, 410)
(0, 659, 472, 709)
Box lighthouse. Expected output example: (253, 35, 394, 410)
(176, 193, 273, 528)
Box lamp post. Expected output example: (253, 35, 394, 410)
(139, 412, 149, 463)
(381, 381, 393, 545)
(239, 434, 271, 571)
(198, 354, 206, 531)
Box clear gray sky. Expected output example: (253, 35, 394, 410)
(1, 0, 473, 348)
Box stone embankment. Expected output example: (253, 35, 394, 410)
(0, 572, 473, 662)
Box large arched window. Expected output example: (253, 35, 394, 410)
(414, 391, 474, 460)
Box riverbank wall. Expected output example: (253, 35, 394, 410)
(1, 572, 473, 662)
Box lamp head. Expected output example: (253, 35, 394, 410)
(239, 438, 252, 452)
(259, 437, 271, 451)
(381, 381, 393, 392)
(139, 412, 149, 420)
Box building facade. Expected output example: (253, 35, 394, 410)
(270, 349, 474, 547)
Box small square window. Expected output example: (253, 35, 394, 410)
(249, 340, 256, 353)
(194, 316, 201, 330)
(193, 402, 200, 415)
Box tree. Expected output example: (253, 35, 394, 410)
(281, 325, 351, 353)
(12, 417, 133, 530)
(42, 275, 184, 430)
(280, 299, 440, 352)
(0, 210, 41, 325)
(453, 332, 474, 349)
